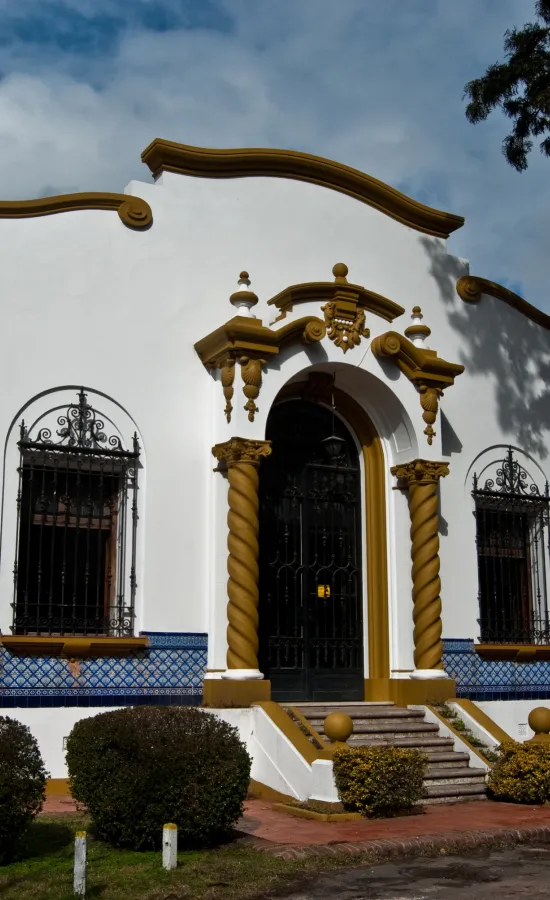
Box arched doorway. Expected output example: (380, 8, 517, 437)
(259, 399, 364, 701)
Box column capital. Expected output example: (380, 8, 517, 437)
(212, 436, 272, 468)
(391, 458, 449, 486)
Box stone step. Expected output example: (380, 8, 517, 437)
(314, 720, 433, 735)
(354, 735, 456, 748)
(309, 717, 428, 730)
(284, 701, 488, 804)
(424, 781, 488, 801)
(425, 752, 470, 768)
(292, 703, 398, 719)
(424, 767, 487, 786)
(291, 702, 395, 708)
(326, 725, 441, 741)
(299, 708, 425, 722)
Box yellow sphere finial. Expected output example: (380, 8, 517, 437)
(528, 707, 550, 743)
(332, 262, 349, 283)
(323, 711, 353, 745)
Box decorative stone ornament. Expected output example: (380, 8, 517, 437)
(268, 262, 405, 324)
(371, 331, 464, 446)
(229, 271, 259, 317)
(404, 306, 431, 348)
(194, 271, 326, 423)
(321, 264, 370, 353)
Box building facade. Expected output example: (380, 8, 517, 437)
(0, 139, 549, 764)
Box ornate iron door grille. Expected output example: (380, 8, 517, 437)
(12, 391, 140, 637)
(259, 400, 364, 701)
(473, 447, 550, 644)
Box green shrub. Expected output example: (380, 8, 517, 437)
(333, 746, 426, 817)
(66, 706, 251, 850)
(431, 702, 458, 719)
(488, 740, 550, 803)
(0, 716, 47, 863)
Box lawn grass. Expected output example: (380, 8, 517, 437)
(0, 815, 311, 900)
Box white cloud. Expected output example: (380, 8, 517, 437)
(0, 0, 546, 306)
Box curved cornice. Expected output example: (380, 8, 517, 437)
(141, 139, 464, 238)
(456, 275, 550, 331)
(268, 277, 404, 324)
(0, 193, 153, 229)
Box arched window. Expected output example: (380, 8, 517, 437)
(12, 390, 140, 637)
(472, 447, 549, 644)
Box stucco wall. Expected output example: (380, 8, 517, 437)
(0, 160, 549, 696)
(477, 700, 544, 743)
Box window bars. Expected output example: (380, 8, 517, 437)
(473, 447, 550, 644)
(12, 390, 140, 637)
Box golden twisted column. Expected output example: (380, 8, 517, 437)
(391, 459, 449, 671)
(212, 437, 271, 671)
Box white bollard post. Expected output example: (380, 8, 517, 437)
(162, 823, 178, 870)
(74, 831, 87, 897)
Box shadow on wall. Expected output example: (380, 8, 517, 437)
(421, 237, 550, 460)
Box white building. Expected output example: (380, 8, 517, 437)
(0, 138, 548, 778)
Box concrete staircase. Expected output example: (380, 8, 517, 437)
(289, 701, 487, 803)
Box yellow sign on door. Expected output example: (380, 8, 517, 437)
(317, 585, 331, 598)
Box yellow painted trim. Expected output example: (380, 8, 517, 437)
(456, 275, 550, 331)
(426, 704, 489, 767)
(366, 678, 455, 705)
(0, 636, 150, 657)
(141, 140, 464, 238)
(276, 378, 390, 683)
(273, 803, 362, 822)
(46, 778, 71, 797)
(248, 779, 294, 803)
(202, 679, 271, 706)
(195, 315, 326, 369)
(288, 706, 331, 750)
(474, 643, 550, 662)
(453, 699, 512, 745)
(267, 277, 405, 324)
(0, 193, 152, 229)
(254, 701, 322, 764)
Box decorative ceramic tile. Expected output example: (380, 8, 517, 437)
(443, 638, 550, 700)
(0, 632, 207, 707)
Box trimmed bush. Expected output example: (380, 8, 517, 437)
(333, 745, 426, 817)
(66, 706, 251, 850)
(0, 716, 47, 863)
(488, 740, 550, 803)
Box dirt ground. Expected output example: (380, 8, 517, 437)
(274, 844, 550, 899)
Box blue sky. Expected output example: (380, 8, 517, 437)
(0, 0, 546, 307)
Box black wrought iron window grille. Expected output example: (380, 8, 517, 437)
(473, 447, 550, 645)
(12, 390, 140, 638)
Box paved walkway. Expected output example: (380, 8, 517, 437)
(44, 793, 550, 852)
(238, 798, 550, 847)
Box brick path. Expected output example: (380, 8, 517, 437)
(239, 798, 550, 846)
(42, 794, 550, 861)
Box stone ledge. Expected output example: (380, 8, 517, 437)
(0, 636, 149, 658)
(474, 644, 550, 662)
